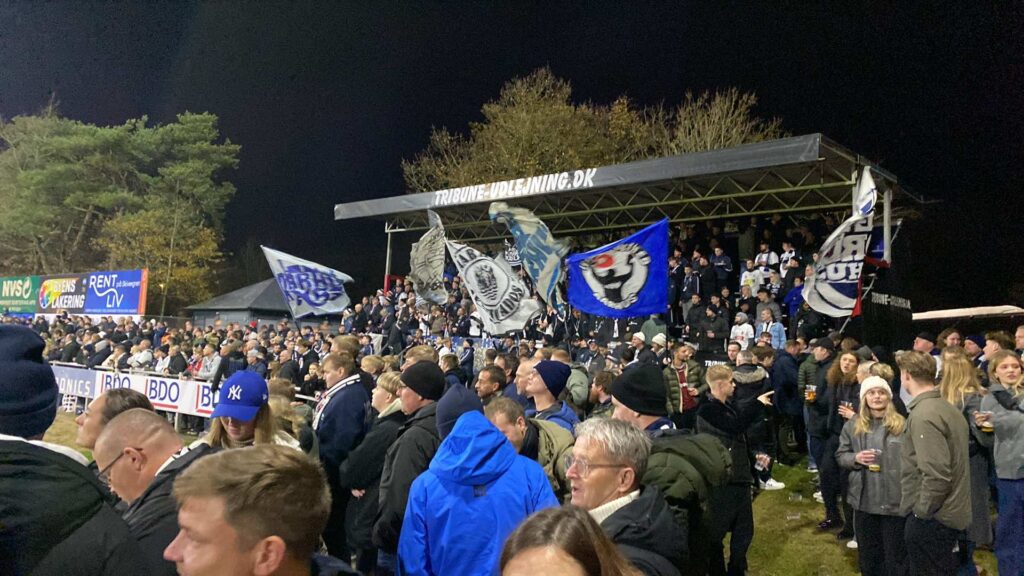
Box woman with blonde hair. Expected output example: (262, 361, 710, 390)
(336, 370, 407, 574)
(976, 349, 1024, 575)
(939, 346, 992, 572)
(500, 506, 642, 576)
(836, 376, 906, 575)
(820, 351, 860, 537)
(203, 371, 300, 450)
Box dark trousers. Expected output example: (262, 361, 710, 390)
(855, 510, 907, 576)
(323, 483, 351, 560)
(707, 484, 754, 576)
(905, 515, 960, 576)
(809, 433, 826, 471)
(996, 478, 1024, 576)
(819, 434, 852, 527)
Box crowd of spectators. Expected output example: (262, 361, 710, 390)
(2, 212, 1023, 576)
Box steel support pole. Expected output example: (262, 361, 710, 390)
(384, 223, 393, 288)
(883, 188, 892, 263)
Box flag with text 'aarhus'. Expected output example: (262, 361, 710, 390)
(262, 246, 353, 318)
(446, 240, 542, 335)
(804, 166, 878, 317)
(408, 211, 448, 312)
(567, 219, 668, 318)
(489, 202, 568, 312)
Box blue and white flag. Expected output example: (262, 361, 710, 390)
(262, 246, 354, 318)
(446, 240, 542, 335)
(804, 166, 877, 317)
(489, 202, 568, 311)
(567, 219, 668, 318)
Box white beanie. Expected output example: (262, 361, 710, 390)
(859, 376, 892, 403)
(652, 333, 667, 347)
(632, 332, 646, 343)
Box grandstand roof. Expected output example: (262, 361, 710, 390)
(185, 279, 289, 313)
(334, 133, 925, 242)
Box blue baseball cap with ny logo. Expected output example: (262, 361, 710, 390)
(211, 371, 268, 422)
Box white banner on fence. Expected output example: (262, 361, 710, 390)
(52, 365, 220, 417)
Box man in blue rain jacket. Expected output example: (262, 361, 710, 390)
(397, 407, 558, 575)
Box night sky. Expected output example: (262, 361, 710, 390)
(1, 3, 1021, 310)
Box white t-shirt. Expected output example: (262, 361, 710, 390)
(730, 324, 755, 349)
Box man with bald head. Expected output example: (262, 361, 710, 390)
(94, 409, 216, 575)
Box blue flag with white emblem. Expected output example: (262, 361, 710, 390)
(262, 246, 354, 318)
(489, 202, 568, 312)
(567, 219, 668, 318)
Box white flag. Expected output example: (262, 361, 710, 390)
(408, 211, 447, 312)
(261, 246, 353, 318)
(804, 167, 877, 317)
(446, 240, 542, 335)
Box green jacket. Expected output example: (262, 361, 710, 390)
(643, 431, 732, 576)
(797, 353, 817, 391)
(533, 418, 574, 502)
(899, 389, 972, 530)
(566, 364, 590, 408)
(663, 360, 706, 414)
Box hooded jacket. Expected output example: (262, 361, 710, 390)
(601, 485, 685, 576)
(731, 364, 770, 407)
(397, 411, 557, 575)
(122, 442, 217, 575)
(0, 438, 147, 575)
(373, 403, 440, 553)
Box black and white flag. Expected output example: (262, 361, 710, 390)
(446, 240, 541, 335)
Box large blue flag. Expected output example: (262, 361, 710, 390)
(567, 219, 668, 318)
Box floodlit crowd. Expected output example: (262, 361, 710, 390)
(1, 214, 1023, 576)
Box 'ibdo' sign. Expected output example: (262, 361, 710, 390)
(145, 377, 181, 411)
(98, 372, 133, 393)
(194, 382, 218, 416)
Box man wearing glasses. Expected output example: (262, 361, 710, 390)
(568, 417, 685, 576)
(94, 408, 214, 575)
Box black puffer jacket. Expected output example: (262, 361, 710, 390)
(122, 443, 217, 575)
(0, 439, 147, 576)
(338, 405, 406, 552)
(601, 485, 684, 576)
(372, 403, 440, 553)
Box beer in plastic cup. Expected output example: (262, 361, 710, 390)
(979, 411, 994, 432)
(805, 385, 816, 403)
(868, 449, 882, 472)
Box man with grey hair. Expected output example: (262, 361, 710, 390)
(94, 409, 215, 575)
(568, 417, 684, 575)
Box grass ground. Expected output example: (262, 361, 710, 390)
(43, 413, 997, 575)
(43, 412, 199, 459)
(746, 462, 998, 576)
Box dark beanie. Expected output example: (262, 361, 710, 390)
(608, 363, 668, 417)
(436, 384, 483, 439)
(535, 360, 570, 398)
(401, 360, 445, 401)
(0, 325, 58, 438)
